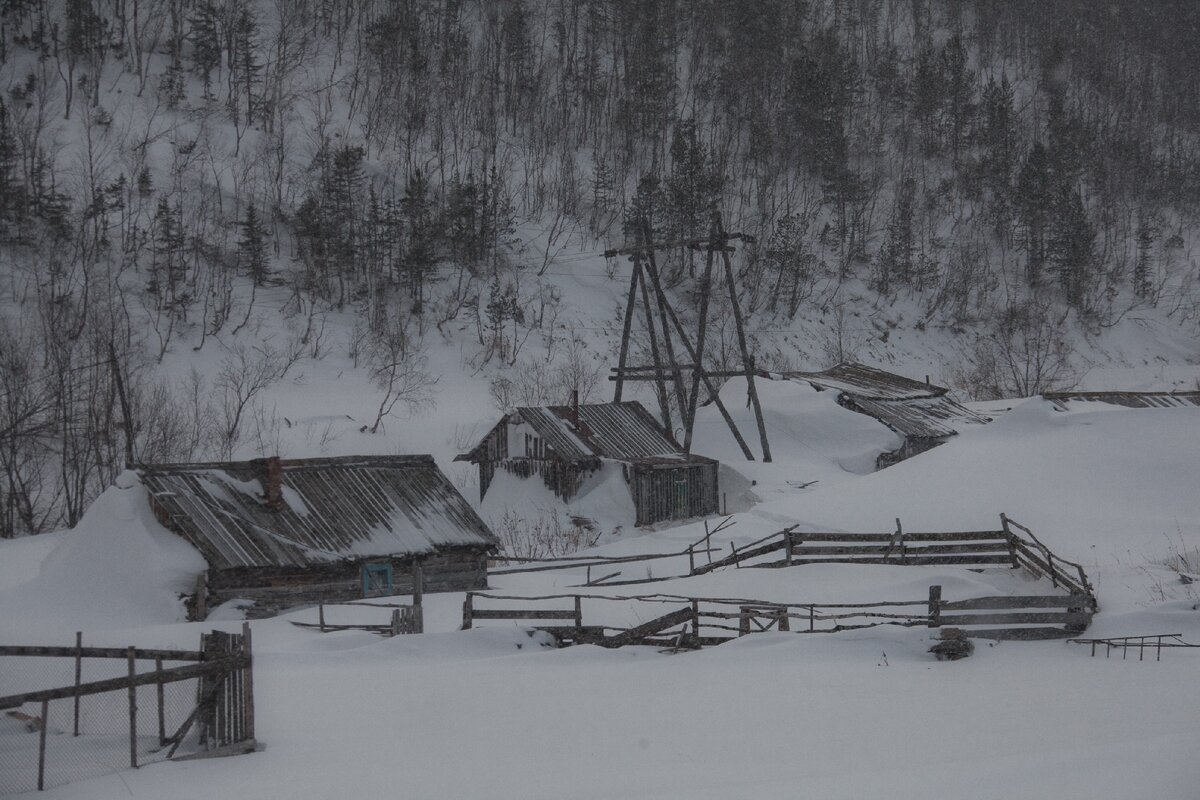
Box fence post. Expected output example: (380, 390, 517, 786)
(927, 585, 942, 628)
(784, 530, 793, 566)
(155, 657, 165, 745)
(1000, 513, 1019, 567)
(777, 606, 790, 632)
(37, 698, 48, 790)
(730, 541, 740, 568)
(73, 631, 82, 737)
(895, 518, 906, 564)
(413, 563, 425, 634)
(391, 609, 401, 636)
(462, 593, 474, 630)
(688, 544, 695, 574)
(691, 600, 701, 640)
(738, 606, 750, 636)
(574, 595, 583, 628)
(809, 606, 815, 631)
(242, 622, 255, 744)
(318, 595, 326, 632)
(127, 646, 138, 769)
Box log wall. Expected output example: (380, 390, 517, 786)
(199, 548, 489, 620)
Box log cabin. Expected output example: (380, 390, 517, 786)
(136, 455, 497, 620)
(456, 399, 720, 527)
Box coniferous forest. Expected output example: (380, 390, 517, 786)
(0, 0, 1199, 535)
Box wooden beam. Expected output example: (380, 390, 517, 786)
(0, 656, 247, 707)
(0, 645, 206, 661)
(684, 228, 718, 453)
(641, 218, 690, 431)
(613, 258, 642, 403)
(716, 212, 770, 462)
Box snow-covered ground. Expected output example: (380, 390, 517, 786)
(2, 392, 1200, 798)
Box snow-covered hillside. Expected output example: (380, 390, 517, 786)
(2, 395, 1198, 799)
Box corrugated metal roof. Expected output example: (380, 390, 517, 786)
(777, 362, 946, 400)
(516, 401, 702, 462)
(137, 455, 497, 570)
(1043, 391, 1200, 410)
(846, 395, 991, 439)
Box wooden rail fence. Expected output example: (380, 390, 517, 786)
(0, 627, 255, 792)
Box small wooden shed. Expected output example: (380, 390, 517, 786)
(771, 363, 990, 469)
(456, 400, 720, 527)
(137, 455, 498, 619)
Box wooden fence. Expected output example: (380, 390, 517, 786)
(460, 591, 936, 648)
(928, 586, 1094, 640)
(0, 627, 255, 791)
(290, 590, 424, 636)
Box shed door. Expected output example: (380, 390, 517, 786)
(673, 476, 690, 519)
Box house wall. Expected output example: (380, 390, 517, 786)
(197, 548, 490, 620)
(875, 436, 946, 470)
(630, 462, 720, 527)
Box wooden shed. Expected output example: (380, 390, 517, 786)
(456, 400, 719, 527)
(770, 363, 990, 469)
(137, 455, 498, 620)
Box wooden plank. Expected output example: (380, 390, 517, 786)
(964, 627, 1079, 641)
(0, 656, 246, 707)
(156, 657, 166, 745)
(603, 608, 694, 648)
(0, 645, 205, 661)
(940, 594, 1094, 611)
(789, 555, 1015, 566)
(468, 609, 579, 620)
(242, 623, 254, 743)
(170, 739, 257, 761)
(795, 531, 1007, 542)
(937, 612, 1093, 626)
(612, 251, 642, 403)
(790, 543, 1012, 556)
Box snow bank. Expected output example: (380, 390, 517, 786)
(0, 473, 207, 640)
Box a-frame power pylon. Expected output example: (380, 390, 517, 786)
(607, 214, 771, 462)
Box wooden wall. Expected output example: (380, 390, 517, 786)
(198, 548, 490, 620)
(630, 462, 719, 527)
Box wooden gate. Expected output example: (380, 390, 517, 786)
(191, 630, 255, 755)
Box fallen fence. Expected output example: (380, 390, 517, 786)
(0, 626, 255, 793)
(1067, 633, 1200, 661)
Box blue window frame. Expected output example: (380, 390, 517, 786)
(362, 563, 393, 597)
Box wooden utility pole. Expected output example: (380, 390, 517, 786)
(608, 216, 770, 462)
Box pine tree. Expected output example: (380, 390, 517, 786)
(189, 1, 222, 100)
(238, 203, 269, 286)
(1048, 188, 1094, 307)
(666, 119, 722, 277)
(1133, 210, 1158, 300)
(1016, 142, 1053, 288)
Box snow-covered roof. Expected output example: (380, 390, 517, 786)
(137, 455, 497, 570)
(1043, 391, 1200, 410)
(774, 362, 945, 400)
(845, 395, 990, 439)
(459, 401, 714, 465)
(768, 363, 987, 440)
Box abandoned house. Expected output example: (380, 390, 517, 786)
(137, 455, 498, 620)
(770, 362, 991, 469)
(456, 399, 720, 527)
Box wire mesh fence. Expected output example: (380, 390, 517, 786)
(1, 630, 253, 795)
(1, 661, 199, 794)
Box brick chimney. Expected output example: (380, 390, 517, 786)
(254, 456, 284, 511)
